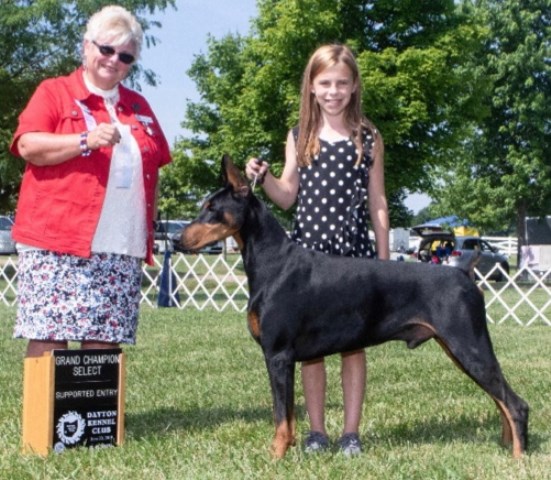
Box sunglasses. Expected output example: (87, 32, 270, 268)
(92, 40, 135, 65)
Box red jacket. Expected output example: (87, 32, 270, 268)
(10, 68, 171, 264)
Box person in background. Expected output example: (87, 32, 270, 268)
(246, 44, 389, 456)
(10, 5, 171, 358)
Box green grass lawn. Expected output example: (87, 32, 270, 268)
(0, 305, 550, 479)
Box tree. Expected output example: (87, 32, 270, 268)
(0, 0, 175, 212)
(431, 0, 551, 250)
(168, 0, 486, 225)
(411, 206, 435, 227)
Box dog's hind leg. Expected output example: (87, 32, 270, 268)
(434, 331, 529, 458)
(265, 352, 296, 458)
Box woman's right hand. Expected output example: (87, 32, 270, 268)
(86, 123, 121, 150)
(16, 125, 120, 166)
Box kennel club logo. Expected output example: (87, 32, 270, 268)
(55, 411, 86, 451)
(53, 409, 118, 452)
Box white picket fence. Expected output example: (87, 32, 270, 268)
(0, 252, 549, 326)
(484, 236, 518, 256)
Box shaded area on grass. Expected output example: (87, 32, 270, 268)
(0, 306, 549, 479)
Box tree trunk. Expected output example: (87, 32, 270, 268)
(516, 201, 527, 269)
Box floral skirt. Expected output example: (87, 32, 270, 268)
(14, 250, 142, 344)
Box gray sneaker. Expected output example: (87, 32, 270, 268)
(338, 432, 362, 456)
(304, 431, 329, 453)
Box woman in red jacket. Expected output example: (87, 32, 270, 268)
(10, 5, 171, 358)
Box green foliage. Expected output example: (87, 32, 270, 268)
(0, 305, 550, 479)
(431, 0, 551, 237)
(0, 0, 176, 212)
(410, 206, 435, 227)
(170, 0, 487, 224)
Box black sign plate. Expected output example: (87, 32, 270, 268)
(52, 349, 122, 452)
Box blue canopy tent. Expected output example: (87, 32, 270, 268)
(412, 216, 479, 236)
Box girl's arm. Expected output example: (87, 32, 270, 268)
(246, 129, 300, 211)
(368, 134, 390, 260)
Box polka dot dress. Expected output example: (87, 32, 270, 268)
(291, 129, 375, 257)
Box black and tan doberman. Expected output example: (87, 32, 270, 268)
(179, 155, 528, 459)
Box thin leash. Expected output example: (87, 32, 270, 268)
(250, 157, 266, 191)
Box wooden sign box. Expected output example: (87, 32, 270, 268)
(22, 349, 125, 455)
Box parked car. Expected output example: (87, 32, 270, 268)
(412, 228, 510, 281)
(0, 216, 16, 255)
(154, 220, 223, 255)
(154, 220, 188, 254)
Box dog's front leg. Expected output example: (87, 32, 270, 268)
(265, 352, 296, 458)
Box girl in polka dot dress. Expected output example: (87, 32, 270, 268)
(246, 44, 389, 455)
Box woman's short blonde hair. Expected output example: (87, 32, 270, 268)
(84, 5, 143, 58)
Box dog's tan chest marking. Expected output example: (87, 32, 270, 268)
(247, 311, 261, 340)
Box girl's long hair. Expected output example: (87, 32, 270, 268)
(296, 44, 377, 167)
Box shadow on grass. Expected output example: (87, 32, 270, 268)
(125, 404, 275, 439)
(125, 402, 544, 456)
(365, 412, 545, 454)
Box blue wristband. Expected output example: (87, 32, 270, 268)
(80, 131, 91, 157)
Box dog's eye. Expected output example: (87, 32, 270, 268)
(205, 203, 224, 221)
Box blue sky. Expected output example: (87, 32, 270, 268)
(139, 0, 257, 145)
(138, 0, 430, 213)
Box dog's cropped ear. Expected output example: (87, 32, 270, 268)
(221, 154, 250, 198)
